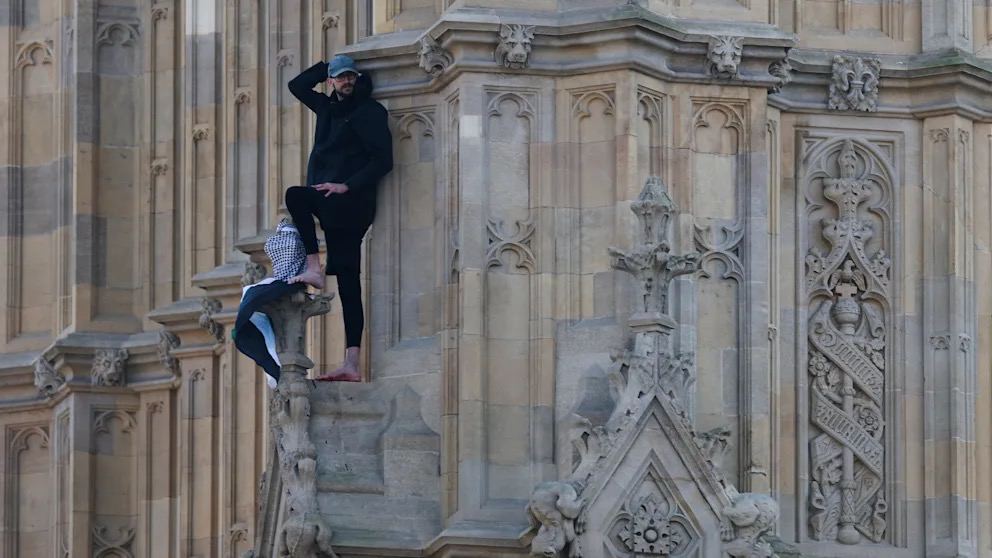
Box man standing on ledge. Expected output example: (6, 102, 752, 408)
(285, 54, 393, 382)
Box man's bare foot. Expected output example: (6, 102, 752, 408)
(287, 269, 325, 289)
(315, 347, 360, 382)
(288, 254, 325, 289)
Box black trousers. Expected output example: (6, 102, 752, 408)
(285, 186, 368, 348)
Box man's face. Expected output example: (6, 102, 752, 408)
(327, 71, 358, 97)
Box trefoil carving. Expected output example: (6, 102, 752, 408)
(487, 218, 536, 272)
(828, 56, 881, 112)
(92, 523, 135, 557)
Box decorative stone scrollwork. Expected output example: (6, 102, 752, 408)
(92, 524, 135, 557)
(276, 49, 295, 68)
(151, 4, 170, 22)
(92, 349, 129, 386)
(721, 487, 780, 558)
(150, 158, 169, 176)
(804, 139, 890, 545)
(34, 357, 64, 398)
(929, 334, 950, 350)
(234, 87, 253, 105)
(199, 297, 225, 343)
(694, 220, 745, 283)
(418, 35, 452, 78)
(828, 56, 881, 112)
(495, 24, 535, 69)
(242, 261, 267, 287)
(192, 125, 211, 142)
(487, 218, 536, 272)
(158, 330, 180, 374)
(707, 36, 743, 79)
(525, 480, 584, 557)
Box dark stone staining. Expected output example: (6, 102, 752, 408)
(186, 34, 222, 108)
(74, 214, 104, 285)
(0, 161, 72, 236)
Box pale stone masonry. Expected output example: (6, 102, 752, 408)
(1, 0, 992, 557)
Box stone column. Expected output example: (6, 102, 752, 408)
(260, 290, 337, 558)
(921, 116, 979, 557)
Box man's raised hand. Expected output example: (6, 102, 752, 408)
(313, 182, 350, 197)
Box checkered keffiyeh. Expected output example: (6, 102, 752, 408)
(265, 219, 306, 280)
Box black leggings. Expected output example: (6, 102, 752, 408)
(285, 186, 368, 348)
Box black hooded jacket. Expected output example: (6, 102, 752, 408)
(289, 61, 393, 229)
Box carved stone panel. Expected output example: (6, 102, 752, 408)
(803, 138, 892, 545)
(828, 56, 881, 112)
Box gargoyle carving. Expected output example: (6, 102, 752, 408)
(526, 480, 584, 557)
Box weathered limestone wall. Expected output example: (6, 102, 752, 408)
(1, 0, 992, 557)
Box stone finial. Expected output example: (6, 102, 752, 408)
(707, 35, 743, 79)
(526, 480, 584, 558)
(609, 177, 700, 318)
(34, 358, 64, 398)
(721, 487, 781, 558)
(418, 35, 452, 78)
(495, 24, 535, 69)
(92, 349, 129, 386)
(828, 55, 881, 112)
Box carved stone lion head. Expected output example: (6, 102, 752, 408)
(495, 24, 535, 69)
(707, 36, 743, 79)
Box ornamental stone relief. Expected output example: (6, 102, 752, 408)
(706, 36, 743, 80)
(804, 139, 891, 545)
(495, 24, 535, 69)
(91, 349, 129, 386)
(418, 35, 452, 78)
(828, 56, 881, 112)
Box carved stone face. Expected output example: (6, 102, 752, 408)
(495, 24, 535, 69)
(707, 36, 743, 79)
